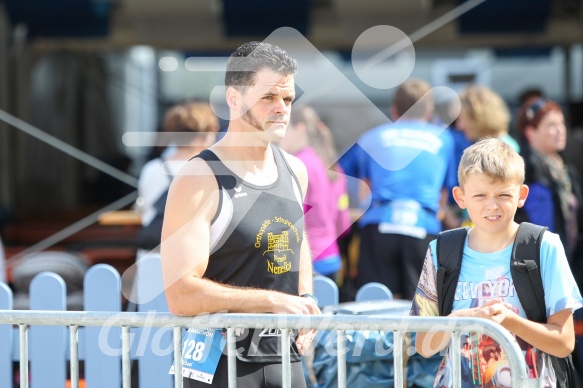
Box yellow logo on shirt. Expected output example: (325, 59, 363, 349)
(255, 217, 300, 275)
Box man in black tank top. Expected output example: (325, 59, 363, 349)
(161, 41, 321, 387)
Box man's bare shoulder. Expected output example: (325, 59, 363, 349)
(170, 157, 219, 198)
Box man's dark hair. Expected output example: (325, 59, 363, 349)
(518, 88, 543, 107)
(225, 41, 298, 89)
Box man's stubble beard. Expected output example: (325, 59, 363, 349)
(242, 104, 265, 132)
(241, 104, 289, 133)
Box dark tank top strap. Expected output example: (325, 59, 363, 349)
(195, 149, 238, 190)
(193, 149, 238, 224)
(270, 144, 304, 203)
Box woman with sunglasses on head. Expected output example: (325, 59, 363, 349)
(515, 99, 583, 263)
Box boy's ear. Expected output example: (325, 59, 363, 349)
(517, 184, 529, 208)
(452, 186, 466, 209)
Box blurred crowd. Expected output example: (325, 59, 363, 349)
(132, 81, 583, 305)
(1, 70, 581, 387)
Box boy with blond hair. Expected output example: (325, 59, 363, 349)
(410, 138, 582, 387)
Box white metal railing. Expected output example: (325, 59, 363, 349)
(0, 311, 543, 388)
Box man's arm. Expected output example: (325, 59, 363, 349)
(160, 158, 319, 316)
(298, 229, 313, 295)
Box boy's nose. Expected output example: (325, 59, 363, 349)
(486, 197, 499, 209)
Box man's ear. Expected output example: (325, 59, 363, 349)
(517, 184, 529, 208)
(226, 86, 240, 110)
(452, 186, 466, 209)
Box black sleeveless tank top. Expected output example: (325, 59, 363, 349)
(196, 144, 304, 363)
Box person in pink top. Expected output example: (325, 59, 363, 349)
(279, 106, 350, 282)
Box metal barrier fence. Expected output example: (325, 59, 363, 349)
(0, 311, 543, 388)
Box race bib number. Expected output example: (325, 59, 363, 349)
(378, 199, 427, 238)
(169, 328, 226, 384)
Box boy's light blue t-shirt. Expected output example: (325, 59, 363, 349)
(411, 230, 582, 388)
(427, 230, 582, 318)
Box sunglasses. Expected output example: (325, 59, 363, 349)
(525, 98, 546, 120)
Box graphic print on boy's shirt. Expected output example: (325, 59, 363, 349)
(413, 260, 545, 387)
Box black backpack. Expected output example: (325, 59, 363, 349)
(436, 222, 580, 388)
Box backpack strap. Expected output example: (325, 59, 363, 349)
(436, 227, 469, 316)
(510, 222, 548, 323)
(510, 223, 579, 387)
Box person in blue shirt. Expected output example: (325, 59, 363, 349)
(339, 78, 457, 300)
